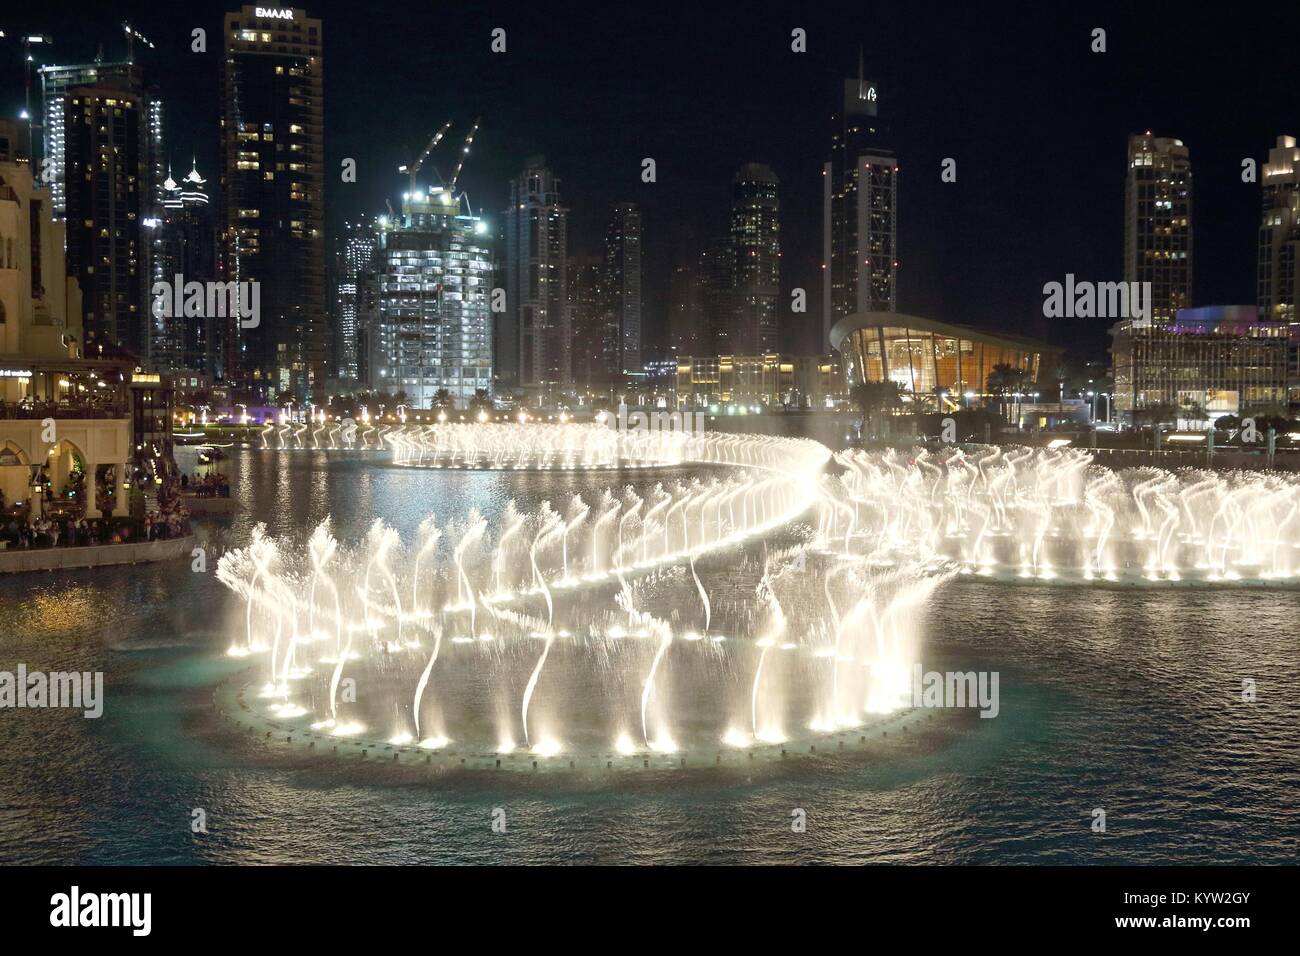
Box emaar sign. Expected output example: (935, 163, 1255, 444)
(255, 7, 294, 20)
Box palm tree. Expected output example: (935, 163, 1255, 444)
(468, 388, 493, 412)
(849, 380, 905, 440)
(430, 388, 453, 409)
(986, 364, 1016, 419)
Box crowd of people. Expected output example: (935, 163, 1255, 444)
(0, 504, 192, 550)
(180, 471, 230, 498)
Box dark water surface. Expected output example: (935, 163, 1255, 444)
(0, 449, 1296, 864)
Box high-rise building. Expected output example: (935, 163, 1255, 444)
(220, 5, 326, 403)
(503, 158, 569, 391)
(1258, 135, 1300, 323)
(1257, 134, 1300, 404)
(604, 202, 642, 377)
(698, 238, 733, 355)
(63, 85, 148, 357)
(39, 59, 165, 221)
(332, 221, 375, 383)
(152, 161, 217, 375)
(823, 57, 897, 351)
(568, 254, 608, 389)
(667, 260, 701, 358)
(366, 187, 493, 409)
(1124, 133, 1193, 327)
(729, 163, 780, 354)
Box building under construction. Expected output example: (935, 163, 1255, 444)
(364, 123, 494, 409)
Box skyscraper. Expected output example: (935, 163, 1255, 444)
(503, 158, 569, 391)
(332, 221, 375, 383)
(667, 260, 701, 358)
(1258, 135, 1300, 323)
(1124, 133, 1193, 326)
(823, 58, 897, 351)
(63, 85, 147, 356)
(220, 5, 326, 402)
(154, 160, 218, 374)
(39, 58, 164, 221)
(568, 255, 608, 390)
(699, 238, 734, 355)
(367, 188, 493, 409)
(729, 163, 780, 354)
(604, 202, 642, 377)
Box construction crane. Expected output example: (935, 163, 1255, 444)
(122, 22, 155, 61)
(397, 122, 451, 197)
(447, 117, 481, 194)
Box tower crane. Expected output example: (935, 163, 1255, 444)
(397, 122, 451, 196)
(447, 117, 481, 194)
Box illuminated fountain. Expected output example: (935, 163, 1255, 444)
(386, 421, 684, 470)
(831, 446, 1300, 584)
(215, 427, 948, 769)
(216, 429, 1300, 771)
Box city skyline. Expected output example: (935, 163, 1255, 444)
(4, 2, 1296, 367)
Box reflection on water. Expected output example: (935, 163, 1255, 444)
(0, 449, 1296, 864)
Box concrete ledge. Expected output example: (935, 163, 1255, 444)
(0, 534, 194, 574)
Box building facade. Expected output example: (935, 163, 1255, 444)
(366, 189, 493, 409)
(674, 353, 842, 410)
(220, 4, 327, 402)
(38, 59, 164, 222)
(0, 119, 135, 519)
(823, 62, 897, 351)
(604, 202, 643, 378)
(667, 259, 701, 358)
(331, 220, 374, 383)
(1257, 134, 1300, 405)
(729, 163, 780, 355)
(1258, 135, 1300, 323)
(63, 86, 149, 358)
(568, 254, 607, 390)
(503, 159, 569, 391)
(1111, 306, 1288, 423)
(152, 162, 218, 375)
(830, 311, 1055, 403)
(1124, 133, 1193, 327)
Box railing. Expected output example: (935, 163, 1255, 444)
(0, 402, 130, 420)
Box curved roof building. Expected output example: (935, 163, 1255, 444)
(830, 311, 1060, 396)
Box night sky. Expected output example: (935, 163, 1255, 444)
(4, 1, 1298, 362)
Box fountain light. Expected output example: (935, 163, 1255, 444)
(649, 734, 678, 754)
(722, 728, 753, 748)
(532, 738, 563, 757)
